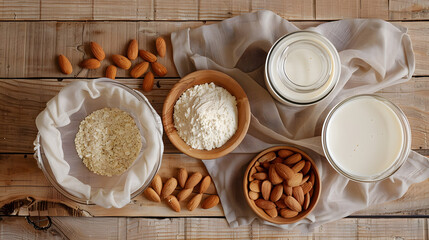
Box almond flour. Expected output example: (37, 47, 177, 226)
(75, 107, 142, 176)
(173, 82, 237, 150)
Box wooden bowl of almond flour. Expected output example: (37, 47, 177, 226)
(162, 70, 251, 159)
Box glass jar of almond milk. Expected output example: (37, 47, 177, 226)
(265, 31, 341, 106)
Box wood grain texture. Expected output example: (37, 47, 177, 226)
(251, 0, 314, 20)
(199, 0, 250, 20)
(0, 0, 40, 20)
(315, 0, 360, 19)
(389, 0, 429, 20)
(1, 77, 428, 153)
(0, 217, 427, 239)
(360, 0, 389, 19)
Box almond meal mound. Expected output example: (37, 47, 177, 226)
(75, 107, 142, 176)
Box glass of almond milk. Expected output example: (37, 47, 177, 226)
(322, 95, 411, 182)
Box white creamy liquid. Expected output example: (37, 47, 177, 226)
(326, 96, 404, 177)
(284, 46, 324, 87)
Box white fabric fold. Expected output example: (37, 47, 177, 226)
(170, 10, 429, 231)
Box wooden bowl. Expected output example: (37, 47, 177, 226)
(243, 146, 321, 224)
(162, 70, 251, 159)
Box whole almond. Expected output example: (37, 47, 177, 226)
(151, 62, 167, 76)
(255, 199, 276, 210)
(309, 187, 314, 198)
(292, 160, 305, 173)
(301, 182, 313, 195)
(272, 157, 283, 164)
(255, 166, 265, 172)
(262, 161, 270, 169)
(280, 209, 298, 218)
(302, 161, 312, 175)
(248, 191, 259, 200)
(178, 168, 188, 188)
(252, 172, 268, 180)
(309, 172, 315, 186)
(261, 180, 272, 201)
(151, 174, 162, 196)
(278, 149, 293, 158)
(284, 196, 302, 212)
(105, 65, 117, 79)
(284, 153, 302, 165)
(249, 166, 257, 181)
(139, 50, 157, 62)
(258, 152, 276, 163)
(143, 187, 161, 202)
(300, 175, 310, 185)
(156, 37, 166, 57)
(142, 71, 154, 92)
(160, 177, 177, 199)
(270, 184, 283, 202)
(292, 186, 304, 206)
(58, 55, 73, 74)
(127, 39, 138, 60)
(185, 172, 203, 189)
(264, 208, 278, 218)
(284, 185, 293, 196)
(287, 173, 303, 187)
(112, 54, 132, 69)
(199, 176, 211, 194)
(90, 41, 105, 61)
(275, 199, 287, 209)
(274, 163, 294, 180)
(304, 193, 310, 210)
(166, 195, 180, 212)
(187, 193, 203, 211)
(80, 58, 101, 69)
(201, 195, 220, 209)
(177, 188, 193, 201)
(268, 164, 283, 185)
(130, 61, 149, 78)
(249, 180, 261, 192)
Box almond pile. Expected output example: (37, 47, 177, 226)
(247, 149, 316, 219)
(57, 37, 168, 92)
(143, 168, 220, 212)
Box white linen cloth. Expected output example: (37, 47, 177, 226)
(171, 10, 429, 231)
(34, 79, 163, 208)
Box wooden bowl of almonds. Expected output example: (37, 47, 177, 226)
(243, 146, 321, 224)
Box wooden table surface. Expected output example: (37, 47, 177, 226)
(1, 0, 429, 239)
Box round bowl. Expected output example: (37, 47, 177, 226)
(34, 79, 163, 205)
(243, 146, 321, 224)
(162, 70, 251, 160)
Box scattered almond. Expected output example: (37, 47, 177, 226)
(187, 193, 203, 211)
(258, 152, 276, 163)
(156, 37, 166, 57)
(249, 191, 259, 200)
(252, 172, 268, 180)
(127, 39, 138, 60)
(201, 195, 220, 209)
(130, 61, 149, 78)
(284, 153, 302, 165)
(274, 163, 294, 180)
(178, 168, 188, 189)
(58, 55, 73, 75)
(165, 195, 180, 212)
(255, 199, 276, 210)
(105, 65, 117, 79)
(151, 62, 167, 76)
(151, 174, 162, 196)
(280, 209, 298, 218)
(80, 58, 101, 69)
(292, 186, 304, 206)
(160, 177, 177, 199)
(143, 187, 161, 203)
(185, 172, 203, 189)
(278, 149, 293, 158)
(139, 49, 157, 62)
(111, 54, 132, 69)
(270, 184, 283, 202)
(249, 180, 261, 192)
(199, 176, 211, 194)
(177, 188, 193, 201)
(142, 71, 154, 92)
(90, 41, 105, 61)
(284, 196, 301, 212)
(264, 208, 278, 218)
(261, 180, 272, 201)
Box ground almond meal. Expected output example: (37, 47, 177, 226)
(75, 107, 142, 176)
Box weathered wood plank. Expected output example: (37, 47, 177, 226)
(389, 0, 429, 20)
(1, 21, 428, 79)
(93, 0, 153, 20)
(361, 0, 389, 19)
(40, 0, 93, 20)
(315, 0, 360, 19)
(250, 0, 314, 20)
(0, 217, 427, 239)
(0, 0, 40, 20)
(1, 77, 428, 153)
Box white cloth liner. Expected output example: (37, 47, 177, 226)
(35, 78, 163, 208)
(171, 10, 429, 231)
